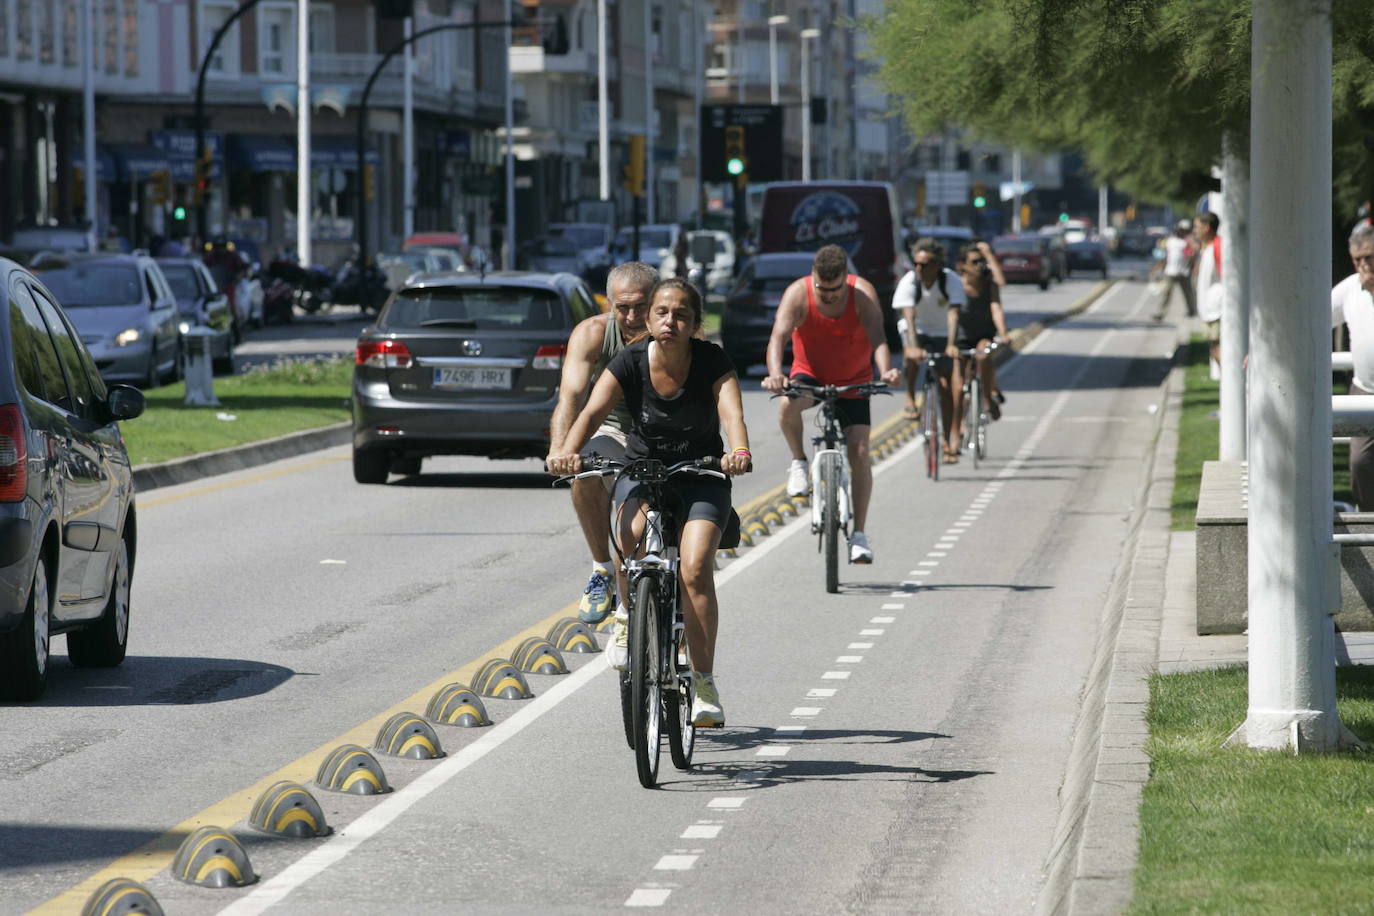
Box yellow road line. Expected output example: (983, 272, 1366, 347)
(136, 455, 349, 509)
(29, 600, 583, 915)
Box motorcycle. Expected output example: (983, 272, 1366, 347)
(329, 258, 390, 315)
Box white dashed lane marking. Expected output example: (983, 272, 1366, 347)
(808, 688, 838, 697)
(821, 671, 852, 680)
(836, 656, 863, 663)
(708, 797, 747, 809)
(625, 889, 672, 907)
(791, 706, 822, 716)
(682, 824, 722, 839)
(849, 642, 874, 649)
(655, 855, 699, 871)
(881, 602, 905, 610)
(756, 746, 791, 757)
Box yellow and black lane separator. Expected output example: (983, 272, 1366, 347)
(248, 780, 331, 839)
(80, 877, 164, 916)
(315, 744, 392, 796)
(373, 712, 446, 761)
(547, 617, 600, 654)
(425, 683, 492, 727)
(170, 826, 256, 889)
(471, 658, 534, 700)
(511, 636, 570, 675)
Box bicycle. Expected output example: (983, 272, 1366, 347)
(956, 341, 1000, 469)
(911, 353, 946, 481)
(560, 455, 731, 788)
(782, 381, 889, 594)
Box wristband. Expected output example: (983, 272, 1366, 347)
(732, 448, 752, 458)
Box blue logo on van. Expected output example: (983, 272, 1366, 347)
(788, 192, 863, 257)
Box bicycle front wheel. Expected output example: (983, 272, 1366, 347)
(666, 624, 695, 770)
(967, 376, 982, 469)
(922, 384, 940, 481)
(820, 456, 840, 593)
(630, 575, 663, 788)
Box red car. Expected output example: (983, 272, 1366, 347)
(992, 235, 1051, 290)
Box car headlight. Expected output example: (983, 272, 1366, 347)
(114, 328, 141, 347)
(178, 321, 191, 335)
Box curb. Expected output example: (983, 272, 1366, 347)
(1037, 355, 1182, 915)
(129, 282, 1115, 497)
(132, 422, 351, 493)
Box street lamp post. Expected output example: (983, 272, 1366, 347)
(800, 28, 819, 182)
(768, 15, 788, 105)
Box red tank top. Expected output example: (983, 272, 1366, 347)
(790, 275, 872, 389)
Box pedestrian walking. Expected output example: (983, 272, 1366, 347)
(1194, 212, 1224, 378)
(1333, 223, 1374, 510)
(1152, 219, 1197, 321)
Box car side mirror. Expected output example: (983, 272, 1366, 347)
(107, 385, 146, 422)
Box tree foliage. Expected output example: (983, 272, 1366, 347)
(865, 0, 1374, 214)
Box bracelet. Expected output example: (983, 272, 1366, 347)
(732, 448, 752, 457)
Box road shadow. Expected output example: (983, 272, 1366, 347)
(389, 472, 557, 490)
(839, 582, 1053, 596)
(12, 656, 297, 708)
(1001, 351, 1174, 392)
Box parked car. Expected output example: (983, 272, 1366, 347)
(9, 225, 93, 263)
(1037, 230, 1069, 281)
(659, 230, 736, 293)
(1066, 239, 1110, 278)
(610, 224, 679, 269)
(0, 257, 146, 700)
(991, 235, 1052, 289)
(910, 225, 976, 265)
(351, 270, 603, 482)
(404, 232, 491, 270)
(377, 248, 464, 292)
(719, 251, 855, 373)
(30, 253, 180, 389)
(546, 222, 613, 275)
(1114, 228, 1157, 257)
(521, 235, 584, 274)
(155, 257, 237, 375)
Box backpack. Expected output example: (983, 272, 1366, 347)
(913, 268, 950, 304)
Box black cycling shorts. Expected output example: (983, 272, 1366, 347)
(790, 373, 872, 428)
(958, 325, 998, 349)
(613, 474, 733, 534)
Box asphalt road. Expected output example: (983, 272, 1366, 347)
(0, 275, 1175, 915)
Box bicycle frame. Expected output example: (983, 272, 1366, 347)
(809, 401, 852, 537)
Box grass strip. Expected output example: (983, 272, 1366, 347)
(121, 358, 351, 466)
(1130, 666, 1374, 914)
(1171, 338, 1352, 529)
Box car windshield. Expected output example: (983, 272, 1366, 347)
(386, 286, 566, 331)
(381, 252, 429, 271)
(532, 237, 579, 256)
(615, 228, 671, 249)
(995, 239, 1041, 254)
(158, 263, 200, 301)
(35, 263, 142, 307)
(550, 226, 606, 248)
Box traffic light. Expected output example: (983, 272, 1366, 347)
(972, 181, 987, 209)
(173, 205, 187, 221)
(194, 145, 214, 204)
(724, 126, 747, 185)
(1126, 204, 1137, 222)
(363, 163, 376, 201)
(1058, 211, 1070, 222)
(148, 169, 171, 205)
(622, 134, 645, 197)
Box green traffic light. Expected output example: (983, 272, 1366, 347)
(1058, 212, 1070, 222)
(973, 196, 987, 208)
(727, 157, 745, 176)
(173, 206, 187, 220)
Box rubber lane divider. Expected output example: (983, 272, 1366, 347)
(315, 745, 391, 796)
(471, 659, 534, 699)
(510, 636, 570, 675)
(547, 617, 600, 654)
(247, 782, 331, 839)
(79, 879, 163, 916)
(33, 598, 590, 914)
(171, 826, 256, 889)
(373, 713, 446, 760)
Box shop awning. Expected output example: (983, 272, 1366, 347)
(311, 136, 380, 170)
(109, 144, 171, 181)
(231, 135, 297, 173)
(69, 146, 117, 183)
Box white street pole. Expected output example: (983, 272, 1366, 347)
(801, 28, 817, 183)
(597, 0, 609, 201)
(81, 0, 96, 249)
(1098, 183, 1108, 237)
(736, 12, 745, 103)
(769, 15, 788, 105)
(1232, 0, 1357, 753)
(295, 0, 311, 266)
(1011, 148, 1022, 233)
(1220, 132, 1250, 462)
(643, 4, 655, 225)
(694, 0, 703, 229)
(504, 0, 515, 270)
(402, 16, 414, 239)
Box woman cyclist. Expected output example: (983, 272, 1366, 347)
(946, 243, 1011, 457)
(548, 278, 752, 727)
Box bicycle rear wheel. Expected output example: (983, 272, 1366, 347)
(666, 622, 695, 770)
(922, 384, 940, 480)
(967, 376, 982, 469)
(631, 575, 663, 788)
(821, 456, 840, 593)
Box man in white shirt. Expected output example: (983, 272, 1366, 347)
(1194, 212, 1224, 378)
(893, 238, 965, 433)
(1152, 219, 1197, 321)
(1333, 223, 1374, 509)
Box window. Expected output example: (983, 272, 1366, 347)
(38, 0, 53, 63)
(122, 0, 137, 75)
(258, 5, 294, 76)
(385, 287, 567, 331)
(102, 0, 116, 73)
(568, 284, 596, 324)
(29, 284, 96, 419)
(200, 1, 238, 75)
(308, 3, 333, 54)
(16, 0, 32, 60)
(0, 0, 9, 57)
(60, 0, 74, 65)
(9, 286, 66, 407)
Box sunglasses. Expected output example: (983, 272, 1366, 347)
(967, 258, 987, 266)
(813, 279, 847, 294)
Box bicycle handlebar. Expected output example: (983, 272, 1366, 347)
(957, 341, 1002, 357)
(777, 381, 891, 400)
(551, 455, 735, 483)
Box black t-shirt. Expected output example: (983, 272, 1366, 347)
(958, 282, 999, 338)
(607, 338, 736, 462)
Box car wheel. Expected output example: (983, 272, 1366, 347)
(142, 354, 158, 391)
(68, 536, 130, 668)
(391, 456, 422, 476)
(0, 555, 51, 700)
(353, 447, 390, 484)
(1038, 276, 1049, 290)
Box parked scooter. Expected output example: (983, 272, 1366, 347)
(329, 257, 390, 315)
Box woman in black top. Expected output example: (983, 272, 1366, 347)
(549, 278, 751, 727)
(950, 243, 1011, 455)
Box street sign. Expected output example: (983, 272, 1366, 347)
(925, 170, 969, 206)
(700, 104, 784, 183)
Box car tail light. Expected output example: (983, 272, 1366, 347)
(356, 339, 413, 369)
(533, 344, 566, 370)
(0, 404, 28, 502)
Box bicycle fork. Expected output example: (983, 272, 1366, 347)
(809, 449, 852, 535)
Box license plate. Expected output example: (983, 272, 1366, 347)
(433, 367, 512, 390)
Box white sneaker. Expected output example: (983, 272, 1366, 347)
(849, 531, 874, 564)
(690, 673, 725, 727)
(786, 459, 809, 497)
(606, 605, 629, 670)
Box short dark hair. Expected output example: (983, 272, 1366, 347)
(813, 245, 849, 282)
(1196, 212, 1220, 233)
(911, 237, 945, 263)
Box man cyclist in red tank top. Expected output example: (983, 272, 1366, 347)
(763, 245, 901, 563)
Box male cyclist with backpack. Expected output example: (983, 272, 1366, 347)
(894, 237, 965, 457)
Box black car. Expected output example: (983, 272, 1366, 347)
(1065, 240, 1110, 278)
(351, 270, 602, 483)
(156, 257, 237, 375)
(0, 258, 146, 700)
